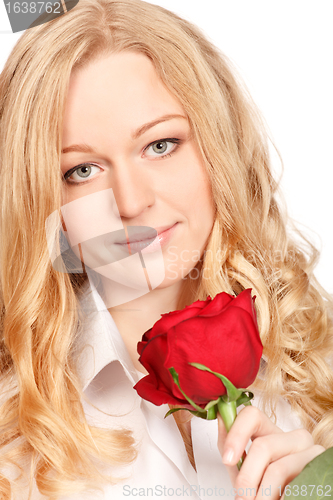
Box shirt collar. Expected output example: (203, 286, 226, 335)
(73, 280, 139, 392)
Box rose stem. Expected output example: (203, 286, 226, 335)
(217, 399, 247, 471)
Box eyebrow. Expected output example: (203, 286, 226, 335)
(61, 114, 187, 154)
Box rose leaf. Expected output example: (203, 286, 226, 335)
(287, 447, 333, 499)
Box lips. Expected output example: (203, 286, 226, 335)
(115, 225, 175, 245)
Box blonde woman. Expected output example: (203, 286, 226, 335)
(0, 0, 333, 498)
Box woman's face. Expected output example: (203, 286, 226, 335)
(61, 51, 215, 290)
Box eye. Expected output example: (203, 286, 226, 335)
(144, 139, 181, 159)
(63, 163, 102, 184)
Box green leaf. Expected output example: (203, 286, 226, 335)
(204, 398, 220, 411)
(235, 391, 254, 408)
(168, 367, 206, 413)
(189, 363, 243, 402)
(191, 410, 209, 420)
(164, 407, 209, 420)
(164, 407, 187, 418)
(217, 398, 237, 432)
(207, 405, 217, 420)
(242, 400, 252, 407)
(287, 447, 333, 499)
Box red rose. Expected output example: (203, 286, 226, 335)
(134, 288, 262, 409)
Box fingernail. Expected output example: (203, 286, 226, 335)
(222, 448, 234, 464)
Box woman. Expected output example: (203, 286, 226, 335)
(0, 0, 332, 498)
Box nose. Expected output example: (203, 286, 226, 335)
(110, 159, 155, 220)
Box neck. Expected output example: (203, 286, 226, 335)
(106, 279, 190, 372)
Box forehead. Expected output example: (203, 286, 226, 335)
(62, 51, 185, 142)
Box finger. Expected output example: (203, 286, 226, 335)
(222, 406, 283, 467)
(217, 414, 239, 486)
(234, 428, 314, 497)
(255, 445, 326, 500)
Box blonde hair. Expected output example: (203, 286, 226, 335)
(0, 0, 333, 497)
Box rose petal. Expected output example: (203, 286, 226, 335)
(134, 376, 186, 406)
(135, 288, 262, 409)
(147, 297, 212, 338)
(197, 291, 234, 317)
(138, 333, 185, 401)
(166, 308, 262, 403)
(229, 289, 256, 317)
(166, 322, 228, 403)
(137, 340, 147, 356)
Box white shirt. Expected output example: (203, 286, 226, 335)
(8, 283, 304, 499)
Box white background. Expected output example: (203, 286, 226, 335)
(1, 0, 332, 293)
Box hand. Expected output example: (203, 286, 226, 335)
(217, 405, 325, 500)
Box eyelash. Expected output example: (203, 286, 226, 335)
(144, 137, 181, 159)
(63, 138, 182, 185)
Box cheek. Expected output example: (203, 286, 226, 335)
(61, 177, 105, 206)
(61, 184, 81, 206)
(162, 169, 215, 282)
(176, 159, 215, 224)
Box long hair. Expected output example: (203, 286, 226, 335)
(0, 0, 333, 497)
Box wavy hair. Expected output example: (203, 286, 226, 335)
(0, 0, 333, 497)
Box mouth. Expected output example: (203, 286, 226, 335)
(115, 224, 175, 245)
(114, 223, 178, 252)
(115, 228, 157, 245)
